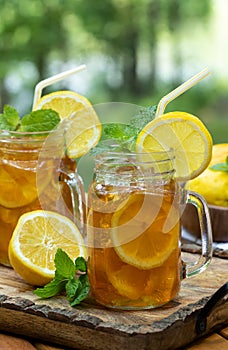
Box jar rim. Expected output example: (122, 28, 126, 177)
(94, 149, 175, 179)
(95, 149, 175, 163)
(0, 129, 53, 138)
(0, 129, 62, 147)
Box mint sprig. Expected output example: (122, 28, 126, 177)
(210, 156, 228, 172)
(18, 109, 60, 132)
(0, 105, 20, 130)
(90, 105, 156, 155)
(0, 104, 60, 132)
(103, 105, 157, 142)
(34, 249, 90, 306)
(102, 123, 136, 142)
(129, 105, 157, 134)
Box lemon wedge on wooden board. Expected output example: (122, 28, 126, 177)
(9, 210, 86, 286)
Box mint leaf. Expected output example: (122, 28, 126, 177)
(34, 272, 66, 298)
(70, 275, 90, 306)
(102, 123, 136, 142)
(54, 248, 76, 279)
(90, 105, 156, 155)
(3, 105, 20, 125)
(129, 105, 156, 133)
(19, 109, 60, 132)
(33, 251, 90, 306)
(75, 256, 87, 272)
(0, 105, 61, 132)
(210, 156, 228, 172)
(66, 278, 80, 303)
(210, 163, 228, 172)
(0, 105, 20, 131)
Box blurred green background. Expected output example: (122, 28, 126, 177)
(0, 0, 227, 143)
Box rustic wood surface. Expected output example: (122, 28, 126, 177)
(0, 253, 227, 350)
(181, 242, 228, 259)
(184, 329, 228, 350)
(0, 328, 227, 350)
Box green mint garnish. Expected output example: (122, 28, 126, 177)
(0, 105, 20, 130)
(210, 156, 228, 172)
(66, 274, 90, 306)
(54, 248, 76, 278)
(34, 249, 90, 306)
(102, 105, 157, 142)
(66, 278, 80, 303)
(129, 105, 157, 134)
(19, 109, 60, 132)
(90, 105, 157, 155)
(33, 272, 67, 299)
(102, 123, 136, 142)
(0, 104, 60, 132)
(74, 256, 87, 272)
(69, 274, 90, 306)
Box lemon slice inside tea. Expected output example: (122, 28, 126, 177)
(110, 193, 178, 270)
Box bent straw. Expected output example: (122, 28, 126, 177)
(155, 67, 210, 117)
(32, 64, 87, 109)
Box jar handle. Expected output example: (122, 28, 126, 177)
(183, 190, 213, 278)
(59, 168, 86, 237)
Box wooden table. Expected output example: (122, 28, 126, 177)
(0, 327, 227, 350)
(0, 253, 227, 350)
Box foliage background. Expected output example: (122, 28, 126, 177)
(0, 0, 227, 143)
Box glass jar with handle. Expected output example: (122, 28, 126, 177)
(87, 150, 213, 310)
(0, 128, 85, 266)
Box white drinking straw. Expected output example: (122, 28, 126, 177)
(32, 64, 87, 109)
(155, 67, 210, 118)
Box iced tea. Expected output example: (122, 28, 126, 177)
(0, 131, 78, 266)
(87, 152, 182, 309)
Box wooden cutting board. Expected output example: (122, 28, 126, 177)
(0, 253, 227, 350)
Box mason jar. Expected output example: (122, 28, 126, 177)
(86, 150, 213, 310)
(0, 129, 84, 266)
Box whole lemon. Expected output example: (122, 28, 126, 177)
(188, 143, 228, 207)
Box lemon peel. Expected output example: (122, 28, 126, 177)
(34, 90, 101, 158)
(9, 210, 86, 286)
(136, 111, 213, 181)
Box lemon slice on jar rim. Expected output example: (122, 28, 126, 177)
(136, 111, 213, 181)
(34, 91, 102, 158)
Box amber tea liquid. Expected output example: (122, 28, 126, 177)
(87, 152, 182, 309)
(0, 132, 76, 266)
